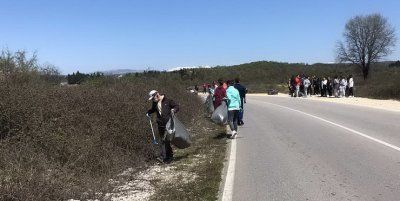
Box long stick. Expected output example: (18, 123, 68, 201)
(149, 118, 158, 145)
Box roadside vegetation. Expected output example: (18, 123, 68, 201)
(0, 50, 226, 200)
(149, 112, 226, 201)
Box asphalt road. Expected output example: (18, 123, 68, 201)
(232, 95, 400, 201)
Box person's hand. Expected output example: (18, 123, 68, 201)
(146, 113, 151, 118)
(171, 109, 176, 114)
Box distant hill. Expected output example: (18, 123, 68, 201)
(178, 60, 399, 99)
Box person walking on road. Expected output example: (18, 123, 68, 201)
(321, 77, 328, 97)
(295, 75, 301, 97)
(339, 77, 347, 97)
(202, 83, 207, 94)
(315, 76, 321, 95)
(146, 90, 179, 164)
(234, 78, 247, 125)
(213, 79, 227, 109)
(310, 75, 316, 95)
(290, 76, 296, 97)
(334, 76, 340, 98)
(288, 77, 293, 96)
(303, 76, 311, 97)
(348, 75, 354, 97)
(226, 80, 241, 139)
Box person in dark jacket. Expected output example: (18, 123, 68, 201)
(290, 75, 296, 97)
(234, 78, 247, 125)
(327, 77, 333, 97)
(146, 90, 179, 164)
(213, 79, 226, 109)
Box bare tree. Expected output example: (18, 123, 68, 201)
(0, 49, 39, 75)
(337, 14, 396, 79)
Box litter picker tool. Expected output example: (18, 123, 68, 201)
(148, 117, 158, 145)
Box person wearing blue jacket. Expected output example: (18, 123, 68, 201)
(226, 80, 241, 139)
(234, 78, 247, 125)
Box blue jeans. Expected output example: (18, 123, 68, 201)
(238, 99, 244, 122)
(238, 109, 244, 122)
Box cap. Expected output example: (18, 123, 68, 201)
(148, 90, 158, 100)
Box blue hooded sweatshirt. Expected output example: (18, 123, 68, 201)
(226, 86, 241, 111)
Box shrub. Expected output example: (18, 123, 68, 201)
(0, 77, 202, 200)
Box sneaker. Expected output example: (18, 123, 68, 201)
(156, 157, 164, 164)
(231, 131, 237, 139)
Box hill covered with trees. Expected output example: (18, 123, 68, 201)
(171, 61, 400, 100)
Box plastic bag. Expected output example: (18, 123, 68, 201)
(166, 114, 191, 149)
(165, 116, 176, 141)
(205, 94, 214, 114)
(211, 101, 228, 125)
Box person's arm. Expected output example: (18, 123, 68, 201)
(169, 99, 179, 113)
(237, 91, 242, 108)
(147, 102, 157, 115)
(213, 88, 218, 98)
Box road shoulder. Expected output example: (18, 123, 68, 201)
(247, 93, 400, 112)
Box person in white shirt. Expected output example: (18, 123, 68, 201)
(339, 77, 347, 97)
(321, 77, 328, 97)
(303, 77, 311, 97)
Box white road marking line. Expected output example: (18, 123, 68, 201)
(252, 99, 400, 152)
(222, 137, 237, 201)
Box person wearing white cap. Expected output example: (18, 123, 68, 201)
(146, 90, 179, 164)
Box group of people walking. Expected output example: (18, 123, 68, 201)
(205, 78, 247, 139)
(289, 74, 355, 98)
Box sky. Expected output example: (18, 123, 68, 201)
(1, 0, 399, 74)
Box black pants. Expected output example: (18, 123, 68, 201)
(158, 126, 173, 160)
(348, 87, 354, 96)
(321, 86, 328, 97)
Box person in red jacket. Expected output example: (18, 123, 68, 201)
(295, 75, 301, 97)
(202, 83, 207, 94)
(213, 78, 226, 109)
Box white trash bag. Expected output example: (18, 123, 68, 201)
(166, 114, 191, 149)
(211, 101, 228, 125)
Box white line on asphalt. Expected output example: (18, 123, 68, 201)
(221, 137, 237, 201)
(253, 99, 400, 152)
